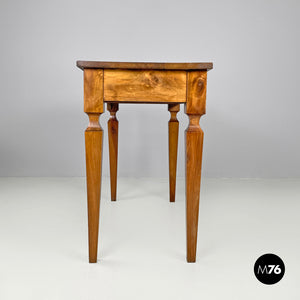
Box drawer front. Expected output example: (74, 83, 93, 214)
(104, 69, 187, 103)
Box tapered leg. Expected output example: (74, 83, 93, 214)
(185, 116, 203, 262)
(83, 69, 104, 263)
(185, 71, 207, 262)
(107, 103, 119, 201)
(168, 104, 180, 202)
(85, 113, 103, 263)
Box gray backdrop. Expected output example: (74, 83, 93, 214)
(0, 0, 299, 177)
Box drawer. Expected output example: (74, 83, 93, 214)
(103, 69, 187, 103)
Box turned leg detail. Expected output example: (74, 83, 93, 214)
(168, 104, 180, 202)
(107, 103, 119, 201)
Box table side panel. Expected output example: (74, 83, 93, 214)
(104, 69, 187, 103)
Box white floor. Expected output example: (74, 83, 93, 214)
(0, 177, 299, 300)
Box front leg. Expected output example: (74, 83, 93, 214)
(185, 115, 203, 262)
(84, 69, 104, 263)
(185, 71, 207, 262)
(85, 114, 103, 263)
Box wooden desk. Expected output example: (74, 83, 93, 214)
(77, 61, 213, 263)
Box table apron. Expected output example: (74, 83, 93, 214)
(103, 69, 187, 103)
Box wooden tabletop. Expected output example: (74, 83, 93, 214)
(77, 61, 213, 71)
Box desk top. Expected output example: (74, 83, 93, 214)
(77, 61, 213, 71)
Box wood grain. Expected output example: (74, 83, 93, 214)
(85, 113, 103, 263)
(77, 61, 213, 71)
(84, 69, 104, 113)
(107, 103, 119, 201)
(104, 69, 186, 103)
(185, 71, 207, 115)
(185, 71, 207, 262)
(168, 104, 180, 202)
